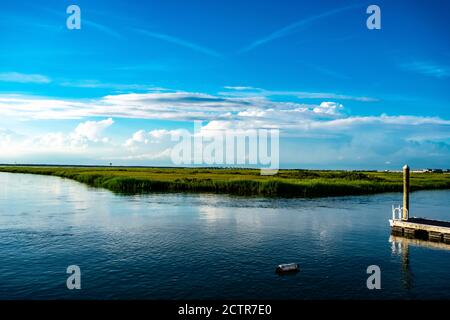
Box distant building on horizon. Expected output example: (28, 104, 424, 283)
(411, 168, 444, 173)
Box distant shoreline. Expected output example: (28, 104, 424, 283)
(1, 166, 450, 198)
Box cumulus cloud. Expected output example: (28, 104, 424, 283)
(148, 129, 173, 140)
(71, 118, 114, 143)
(0, 118, 115, 160)
(124, 128, 187, 148)
(1, 88, 450, 168)
(313, 102, 344, 115)
(2, 89, 450, 143)
(125, 129, 149, 147)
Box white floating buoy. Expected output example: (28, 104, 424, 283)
(275, 263, 299, 274)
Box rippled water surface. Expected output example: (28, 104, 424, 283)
(0, 172, 449, 299)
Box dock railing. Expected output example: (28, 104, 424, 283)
(392, 205, 408, 221)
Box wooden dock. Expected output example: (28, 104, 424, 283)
(390, 218, 450, 244)
(389, 165, 450, 244)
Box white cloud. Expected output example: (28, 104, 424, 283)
(306, 115, 450, 131)
(71, 118, 114, 143)
(237, 109, 267, 117)
(125, 129, 149, 147)
(0, 72, 51, 84)
(0, 88, 377, 122)
(223, 86, 257, 91)
(2, 90, 449, 143)
(124, 128, 187, 148)
(0, 129, 22, 148)
(0, 118, 116, 160)
(1, 88, 449, 168)
(313, 102, 344, 115)
(148, 129, 172, 140)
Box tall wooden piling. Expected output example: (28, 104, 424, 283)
(390, 164, 450, 243)
(403, 165, 410, 220)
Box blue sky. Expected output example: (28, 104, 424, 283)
(0, 0, 449, 169)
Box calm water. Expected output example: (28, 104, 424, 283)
(0, 172, 449, 300)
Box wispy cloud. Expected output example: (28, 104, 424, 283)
(82, 19, 122, 39)
(220, 86, 376, 102)
(1, 74, 158, 92)
(0, 89, 438, 138)
(239, 4, 361, 54)
(59, 79, 152, 91)
(133, 28, 223, 58)
(0, 11, 64, 33)
(400, 61, 450, 79)
(223, 86, 256, 91)
(0, 72, 51, 84)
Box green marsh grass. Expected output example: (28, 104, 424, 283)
(0, 166, 449, 198)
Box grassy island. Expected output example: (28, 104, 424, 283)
(0, 166, 449, 198)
